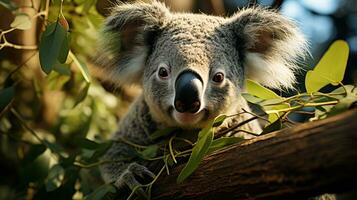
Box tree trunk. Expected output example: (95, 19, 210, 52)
(152, 109, 357, 200)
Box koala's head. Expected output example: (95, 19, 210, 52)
(99, 1, 307, 128)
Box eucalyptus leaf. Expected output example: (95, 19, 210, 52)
(177, 125, 213, 183)
(69, 52, 91, 82)
(44, 140, 65, 156)
(264, 104, 289, 124)
(45, 164, 65, 192)
(245, 79, 281, 100)
(58, 33, 70, 64)
(327, 86, 357, 117)
(78, 138, 100, 150)
(150, 127, 177, 140)
(87, 141, 113, 162)
(137, 145, 159, 159)
(305, 40, 349, 93)
(22, 144, 46, 165)
(208, 137, 243, 154)
(0, 86, 14, 112)
(10, 13, 32, 30)
(212, 115, 227, 127)
(53, 62, 71, 76)
(242, 93, 264, 104)
(0, 0, 17, 10)
(262, 118, 282, 134)
(85, 184, 116, 200)
(39, 22, 67, 74)
(73, 83, 90, 107)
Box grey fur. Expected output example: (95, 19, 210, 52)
(98, 1, 308, 197)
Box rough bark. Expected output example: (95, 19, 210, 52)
(152, 109, 357, 200)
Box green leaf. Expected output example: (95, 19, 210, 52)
(10, 13, 32, 30)
(150, 127, 177, 140)
(69, 51, 91, 82)
(177, 125, 214, 183)
(86, 141, 113, 162)
(327, 86, 357, 117)
(22, 144, 46, 165)
(45, 164, 65, 192)
(39, 22, 67, 74)
(85, 184, 116, 200)
(212, 115, 227, 127)
(263, 104, 289, 124)
(0, 0, 17, 10)
(57, 33, 70, 63)
(44, 140, 65, 155)
(20, 150, 50, 183)
(262, 117, 282, 134)
(78, 138, 100, 150)
(245, 79, 281, 100)
(47, 70, 70, 90)
(79, 140, 113, 161)
(0, 86, 14, 112)
(208, 137, 243, 154)
(305, 40, 349, 93)
(73, 83, 90, 107)
(241, 93, 264, 104)
(53, 62, 71, 76)
(137, 145, 159, 159)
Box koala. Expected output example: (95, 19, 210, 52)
(97, 0, 307, 198)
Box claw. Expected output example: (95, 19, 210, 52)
(115, 163, 155, 200)
(128, 163, 156, 180)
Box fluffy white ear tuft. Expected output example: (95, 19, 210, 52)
(96, 1, 170, 87)
(229, 7, 309, 90)
(245, 53, 297, 89)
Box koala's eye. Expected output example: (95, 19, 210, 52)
(212, 72, 224, 83)
(157, 65, 170, 79)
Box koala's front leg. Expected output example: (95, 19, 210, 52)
(100, 142, 155, 199)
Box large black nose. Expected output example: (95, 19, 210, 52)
(174, 71, 203, 113)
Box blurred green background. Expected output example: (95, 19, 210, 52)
(0, 0, 356, 199)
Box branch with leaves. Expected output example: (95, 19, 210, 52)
(0, 0, 356, 200)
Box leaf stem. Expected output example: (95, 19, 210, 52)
(169, 136, 177, 164)
(115, 137, 148, 149)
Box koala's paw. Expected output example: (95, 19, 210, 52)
(115, 163, 155, 199)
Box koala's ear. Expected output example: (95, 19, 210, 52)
(98, 1, 170, 86)
(228, 7, 308, 89)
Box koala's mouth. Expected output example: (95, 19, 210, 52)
(170, 107, 209, 126)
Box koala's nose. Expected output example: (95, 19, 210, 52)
(174, 71, 203, 113)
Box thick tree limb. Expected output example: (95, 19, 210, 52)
(152, 109, 357, 200)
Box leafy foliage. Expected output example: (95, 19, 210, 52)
(305, 40, 349, 93)
(0, 1, 117, 199)
(0, 1, 356, 200)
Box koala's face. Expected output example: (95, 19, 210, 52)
(143, 15, 243, 128)
(100, 1, 307, 129)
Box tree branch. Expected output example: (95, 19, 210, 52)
(152, 109, 357, 200)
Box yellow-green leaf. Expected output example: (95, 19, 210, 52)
(245, 79, 281, 100)
(208, 137, 243, 154)
(212, 115, 227, 127)
(305, 40, 349, 93)
(177, 125, 213, 183)
(10, 13, 32, 30)
(69, 51, 91, 82)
